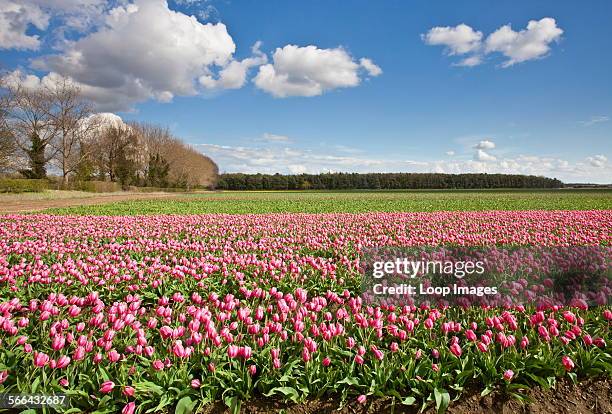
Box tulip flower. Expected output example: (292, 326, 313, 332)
(122, 402, 136, 414)
(99, 381, 115, 394)
(123, 386, 135, 397)
(561, 356, 575, 371)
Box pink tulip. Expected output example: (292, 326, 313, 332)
(99, 381, 115, 394)
(152, 360, 164, 371)
(122, 402, 136, 414)
(561, 356, 574, 371)
(227, 345, 239, 359)
(123, 386, 135, 397)
(450, 343, 462, 357)
(503, 370, 514, 381)
(33, 352, 49, 367)
(56, 356, 71, 369)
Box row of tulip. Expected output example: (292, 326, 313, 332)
(0, 211, 610, 413)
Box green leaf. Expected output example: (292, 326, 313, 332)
(263, 387, 300, 403)
(62, 409, 83, 414)
(480, 386, 493, 397)
(175, 396, 196, 414)
(134, 381, 164, 396)
(401, 396, 416, 406)
(31, 377, 40, 393)
(223, 396, 241, 414)
(434, 388, 450, 413)
(337, 377, 360, 386)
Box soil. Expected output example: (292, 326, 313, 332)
(0, 192, 186, 214)
(202, 377, 611, 414)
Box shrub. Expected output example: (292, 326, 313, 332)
(0, 178, 49, 193)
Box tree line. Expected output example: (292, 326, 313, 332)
(217, 172, 564, 190)
(0, 75, 218, 189)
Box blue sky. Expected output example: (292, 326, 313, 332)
(1, 0, 611, 182)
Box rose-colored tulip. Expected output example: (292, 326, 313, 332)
(503, 370, 514, 381)
(561, 356, 574, 371)
(122, 402, 136, 414)
(99, 381, 115, 394)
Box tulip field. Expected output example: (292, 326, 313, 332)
(0, 191, 611, 413)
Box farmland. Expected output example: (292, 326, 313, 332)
(0, 191, 611, 413)
(42, 189, 612, 215)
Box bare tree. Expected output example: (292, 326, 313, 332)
(88, 123, 142, 184)
(132, 121, 218, 189)
(0, 77, 17, 173)
(2, 76, 57, 178)
(46, 78, 98, 185)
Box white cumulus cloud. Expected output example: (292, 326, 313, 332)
(475, 149, 497, 162)
(475, 140, 496, 150)
(359, 58, 383, 76)
(32, 0, 241, 111)
(199, 41, 267, 90)
(253, 44, 381, 97)
(424, 17, 563, 68)
(422, 23, 483, 55)
(485, 17, 563, 67)
(587, 155, 608, 168)
(0, 0, 49, 50)
(194, 141, 611, 183)
(0, 0, 111, 50)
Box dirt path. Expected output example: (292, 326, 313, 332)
(0, 191, 186, 214)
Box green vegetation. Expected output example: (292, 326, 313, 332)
(218, 172, 563, 190)
(44, 189, 612, 215)
(0, 178, 48, 193)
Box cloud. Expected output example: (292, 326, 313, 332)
(474, 140, 496, 150)
(253, 44, 381, 97)
(0, 0, 49, 50)
(485, 17, 563, 67)
(196, 141, 611, 182)
(359, 58, 383, 76)
(580, 115, 609, 127)
(199, 41, 267, 90)
(0, 0, 112, 50)
(32, 0, 243, 111)
(258, 133, 292, 143)
(455, 55, 483, 67)
(5, 1, 381, 108)
(424, 18, 563, 68)
(422, 23, 483, 56)
(587, 154, 607, 168)
(446, 150, 455, 156)
(475, 149, 496, 161)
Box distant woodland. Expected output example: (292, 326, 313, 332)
(217, 172, 564, 190)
